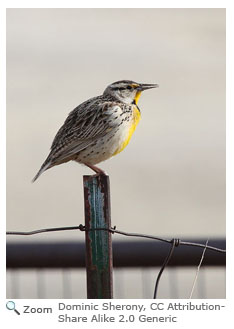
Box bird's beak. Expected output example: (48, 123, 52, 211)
(137, 83, 159, 91)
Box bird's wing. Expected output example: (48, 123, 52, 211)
(48, 97, 123, 163)
(32, 98, 126, 182)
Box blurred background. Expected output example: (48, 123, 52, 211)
(6, 8, 225, 298)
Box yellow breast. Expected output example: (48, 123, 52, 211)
(113, 106, 141, 156)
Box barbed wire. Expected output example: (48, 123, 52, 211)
(6, 224, 226, 298)
(6, 224, 226, 253)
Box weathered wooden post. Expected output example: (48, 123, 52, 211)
(83, 174, 113, 298)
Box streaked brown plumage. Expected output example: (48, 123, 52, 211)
(33, 80, 158, 182)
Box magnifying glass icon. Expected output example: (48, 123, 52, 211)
(6, 301, 20, 315)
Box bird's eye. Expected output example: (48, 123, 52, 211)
(126, 86, 133, 90)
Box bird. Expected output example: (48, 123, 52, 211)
(32, 80, 158, 182)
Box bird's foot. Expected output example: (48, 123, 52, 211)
(84, 163, 108, 176)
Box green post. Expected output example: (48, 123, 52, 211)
(83, 174, 113, 299)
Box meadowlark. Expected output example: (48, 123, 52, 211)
(33, 80, 158, 182)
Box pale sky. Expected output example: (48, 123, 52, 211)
(6, 8, 225, 241)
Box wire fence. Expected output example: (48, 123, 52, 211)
(6, 224, 226, 299)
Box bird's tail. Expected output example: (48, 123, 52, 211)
(32, 159, 51, 183)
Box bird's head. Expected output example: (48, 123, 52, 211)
(103, 80, 158, 105)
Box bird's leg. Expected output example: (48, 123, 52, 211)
(84, 163, 107, 175)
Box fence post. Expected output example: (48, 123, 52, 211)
(83, 174, 113, 299)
